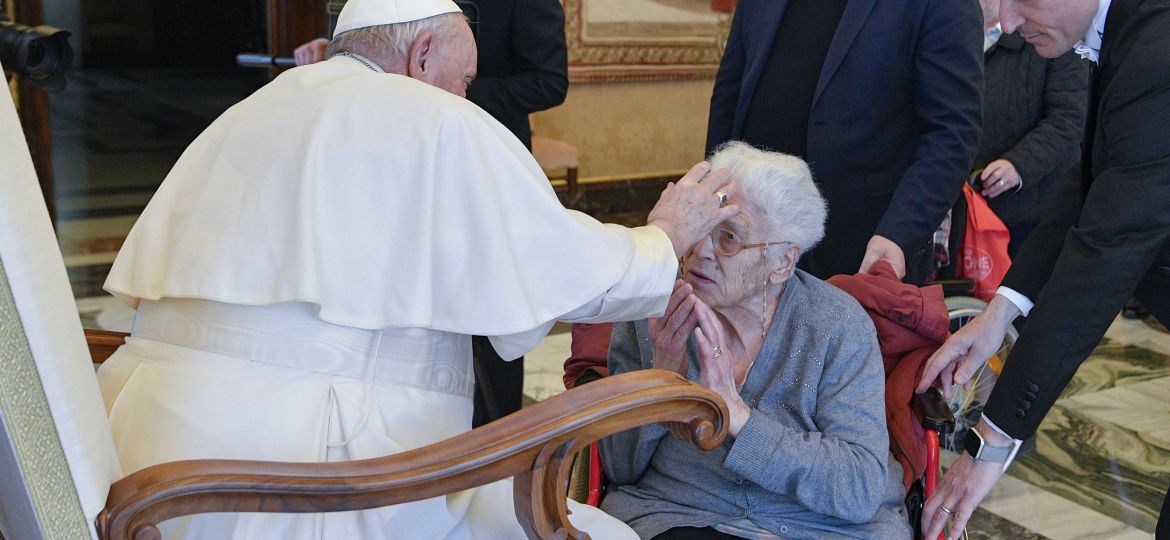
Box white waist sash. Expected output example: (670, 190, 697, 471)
(131, 298, 475, 398)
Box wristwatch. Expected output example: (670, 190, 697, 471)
(963, 427, 1022, 471)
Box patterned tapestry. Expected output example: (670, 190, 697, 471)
(566, 0, 731, 82)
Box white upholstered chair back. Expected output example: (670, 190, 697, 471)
(0, 76, 122, 539)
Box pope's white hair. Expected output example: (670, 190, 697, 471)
(326, 12, 466, 66)
(708, 141, 827, 255)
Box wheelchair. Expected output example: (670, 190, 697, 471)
(940, 295, 1018, 451)
(930, 175, 1019, 451)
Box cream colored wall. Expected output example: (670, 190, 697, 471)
(531, 78, 715, 179)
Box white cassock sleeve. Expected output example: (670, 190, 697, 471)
(488, 224, 676, 360)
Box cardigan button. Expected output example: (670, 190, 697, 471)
(1016, 408, 1027, 418)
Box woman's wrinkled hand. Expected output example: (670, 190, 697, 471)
(648, 162, 741, 259)
(648, 280, 699, 377)
(693, 299, 751, 436)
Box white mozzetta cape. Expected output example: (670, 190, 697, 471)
(106, 58, 674, 358)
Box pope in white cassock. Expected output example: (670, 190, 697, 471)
(95, 0, 739, 538)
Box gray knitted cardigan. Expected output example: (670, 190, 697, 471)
(599, 270, 912, 539)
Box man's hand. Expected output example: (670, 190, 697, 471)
(916, 294, 1021, 399)
(648, 161, 740, 260)
(858, 235, 906, 278)
(980, 159, 1021, 199)
(648, 280, 700, 376)
(294, 38, 330, 66)
(921, 419, 1013, 540)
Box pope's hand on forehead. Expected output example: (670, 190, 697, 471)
(648, 161, 740, 260)
(678, 161, 736, 194)
(671, 162, 738, 214)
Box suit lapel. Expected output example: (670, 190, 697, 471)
(812, 0, 878, 108)
(1098, 0, 1139, 89)
(1084, 0, 1142, 191)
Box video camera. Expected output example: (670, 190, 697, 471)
(0, 9, 72, 92)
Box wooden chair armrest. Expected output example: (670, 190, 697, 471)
(98, 369, 728, 540)
(85, 328, 130, 364)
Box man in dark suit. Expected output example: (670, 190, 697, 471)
(974, 2, 1089, 257)
(705, 0, 984, 285)
(295, 0, 568, 426)
(917, 0, 1170, 537)
(462, 0, 567, 150)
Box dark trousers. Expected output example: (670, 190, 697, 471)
(651, 527, 739, 540)
(471, 335, 524, 428)
(1142, 282, 1170, 539)
(1006, 221, 1038, 260)
(1159, 483, 1169, 539)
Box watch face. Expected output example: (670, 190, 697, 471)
(964, 428, 983, 459)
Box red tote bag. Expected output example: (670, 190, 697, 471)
(958, 183, 1012, 301)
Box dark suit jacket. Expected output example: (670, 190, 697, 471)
(464, 0, 568, 149)
(976, 32, 1089, 250)
(706, 0, 984, 282)
(986, 0, 1170, 438)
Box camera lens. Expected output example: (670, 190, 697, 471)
(26, 39, 44, 66)
(0, 17, 72, 91)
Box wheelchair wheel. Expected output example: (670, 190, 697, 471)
(942, 296, 1018, 450)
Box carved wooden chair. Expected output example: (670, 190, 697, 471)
(0, 82, 727, 540)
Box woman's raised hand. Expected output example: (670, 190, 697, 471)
(693, 300, 751, 436)
(648, 162, 740, 259)
(648, 280, 699, 377)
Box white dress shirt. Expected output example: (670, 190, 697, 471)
(983, 24, 1003, 53)
(1074, 0, 1112, 64)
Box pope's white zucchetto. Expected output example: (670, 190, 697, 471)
(333, 0, 463, 38)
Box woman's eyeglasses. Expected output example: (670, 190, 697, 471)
(710, 228, 791, 257)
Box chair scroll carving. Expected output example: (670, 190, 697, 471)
(96, 369, 729, 540)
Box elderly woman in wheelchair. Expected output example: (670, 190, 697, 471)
(599, 142, 912, 540)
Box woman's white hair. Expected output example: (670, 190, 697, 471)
(326, 12, 465, 66)
(708, 141, 827, 254)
